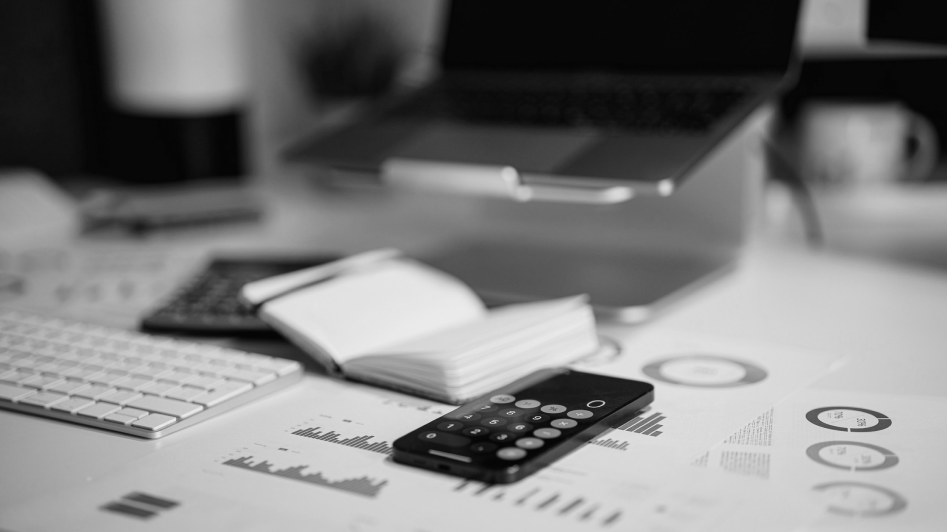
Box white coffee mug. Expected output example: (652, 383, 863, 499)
(797, 101, 939, 184)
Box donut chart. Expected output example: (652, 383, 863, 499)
(642, 354, 767, 388)
(806, 407, 892, 433)
(806, 441, 899, 472)
(813, 481, 908, 517)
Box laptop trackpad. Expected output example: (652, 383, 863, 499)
(390, 124, 599, 173)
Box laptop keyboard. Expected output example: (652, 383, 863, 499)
(0, 308, 302, 438)
(394, 78, 750, 133)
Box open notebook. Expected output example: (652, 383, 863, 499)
(239, 250, 599, 403)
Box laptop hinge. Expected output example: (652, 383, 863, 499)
(380, 158, 633, 205)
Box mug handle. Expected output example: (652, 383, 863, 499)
(904, 112, 940, 181)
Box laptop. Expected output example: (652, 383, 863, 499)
(288, 0, 802, 320)
(290, 0, 802, 197)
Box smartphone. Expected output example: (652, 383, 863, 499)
(392, 369, 654, 483)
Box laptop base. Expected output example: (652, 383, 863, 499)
(425, 241, 735, 323)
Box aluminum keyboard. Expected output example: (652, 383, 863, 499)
(0, 308, 302, 438)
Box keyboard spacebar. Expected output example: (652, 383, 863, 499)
(126, 396, 204, 419)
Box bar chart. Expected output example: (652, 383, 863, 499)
(222, 455, 388, 498)
(453, 480, 623, 527)
(588, 438, 630, 451)
(290, 426, 393, 455)
(616, 411, 666, 437)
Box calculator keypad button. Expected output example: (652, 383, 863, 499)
(454, 413, 481, 422)
(490, 394, 516, 404)
(541, 404, 567, 414)
(534, 428, 561, 439)
(475, 404, 498, 413)
(515, 399, 541, 409)
(463, 426, 489, 437)
(481, 417, 507, 427)
(418, 431, 470, 447)
(515, 437, 544, 450)
(489, 432, 514, 443)
(507, 422, 533, 434)
(497, 408, 524, 418)
(525, 413, 549, 423)
(497, 447, 527, 460)
(567, 409, 593, 419)
(470, 442, 497, 454)
(551, 418, 578, 429)
(438, 421, 463, 431)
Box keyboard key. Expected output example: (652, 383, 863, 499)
(165, 386, 205, 402)
(77, 402, 121, 419)
(47, 380, 90, 395)
(19, 391, 68, 408)
(50, 397, 95, 414)
(86, 371, 127, 386)
(113, 376, 154, 391)
(126, 395, 204, 419)
(59, 366, 100, 380)
(132, 413, 177, 431)
(191, 381, 252, 407)
(139, 381, 179, 396)
(104, 413, 139, 425)
(0, 382, 36, 401)
(116, 407, 148, 419)
(252, 358, 300, 377)
(100, 390, 143, 406)
(219, 367, 276, 385)
(184, 375, 225, 390)
(19, 374, 65, 390)
(74, 384, 117, 400)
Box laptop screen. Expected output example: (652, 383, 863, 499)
(442, 0, 801, 75)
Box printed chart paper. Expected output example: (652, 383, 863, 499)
(0, 376, 819, 532)
(696, 389, 947, 531)
(572, 326, 845, 464)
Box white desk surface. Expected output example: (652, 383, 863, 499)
(3, 177, 947, 529)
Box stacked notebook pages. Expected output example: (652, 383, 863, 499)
(241, 250, 599, 404)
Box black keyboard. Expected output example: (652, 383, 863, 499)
(140, 256, 337, 336)
(394, 79, 750, 133)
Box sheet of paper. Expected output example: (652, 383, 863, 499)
(570, 326, 846, 464)
(694, 389, 947, 531)
(0, 244, 206, 329)
(0, 376, 819, 532)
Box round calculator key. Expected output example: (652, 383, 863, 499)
(567, 410, 594, 420)
(497, 447, 528, 460)
(490, 394, 516, 404)
(417, 431, 471, 447)
(515, 399, 541, 409)
(438, 421, 463, 431)
(526, 413, 550, 423)
(481, 417, 507, 427)
(490, 432, 514, 443)
(498, 408, 524, 418)
(455, 413, 482, 422)
(587, 400, 606, 408)
(515, 437, 544, 450)
(534, 428, 561, 439)
(476, 404, 498, 413)
(541, 404, 567, 414)
(507, 422, 533, 434)
(470, 442, 497, 454)
(463, 426, 489, 437)
(551, 418, 578, 429)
